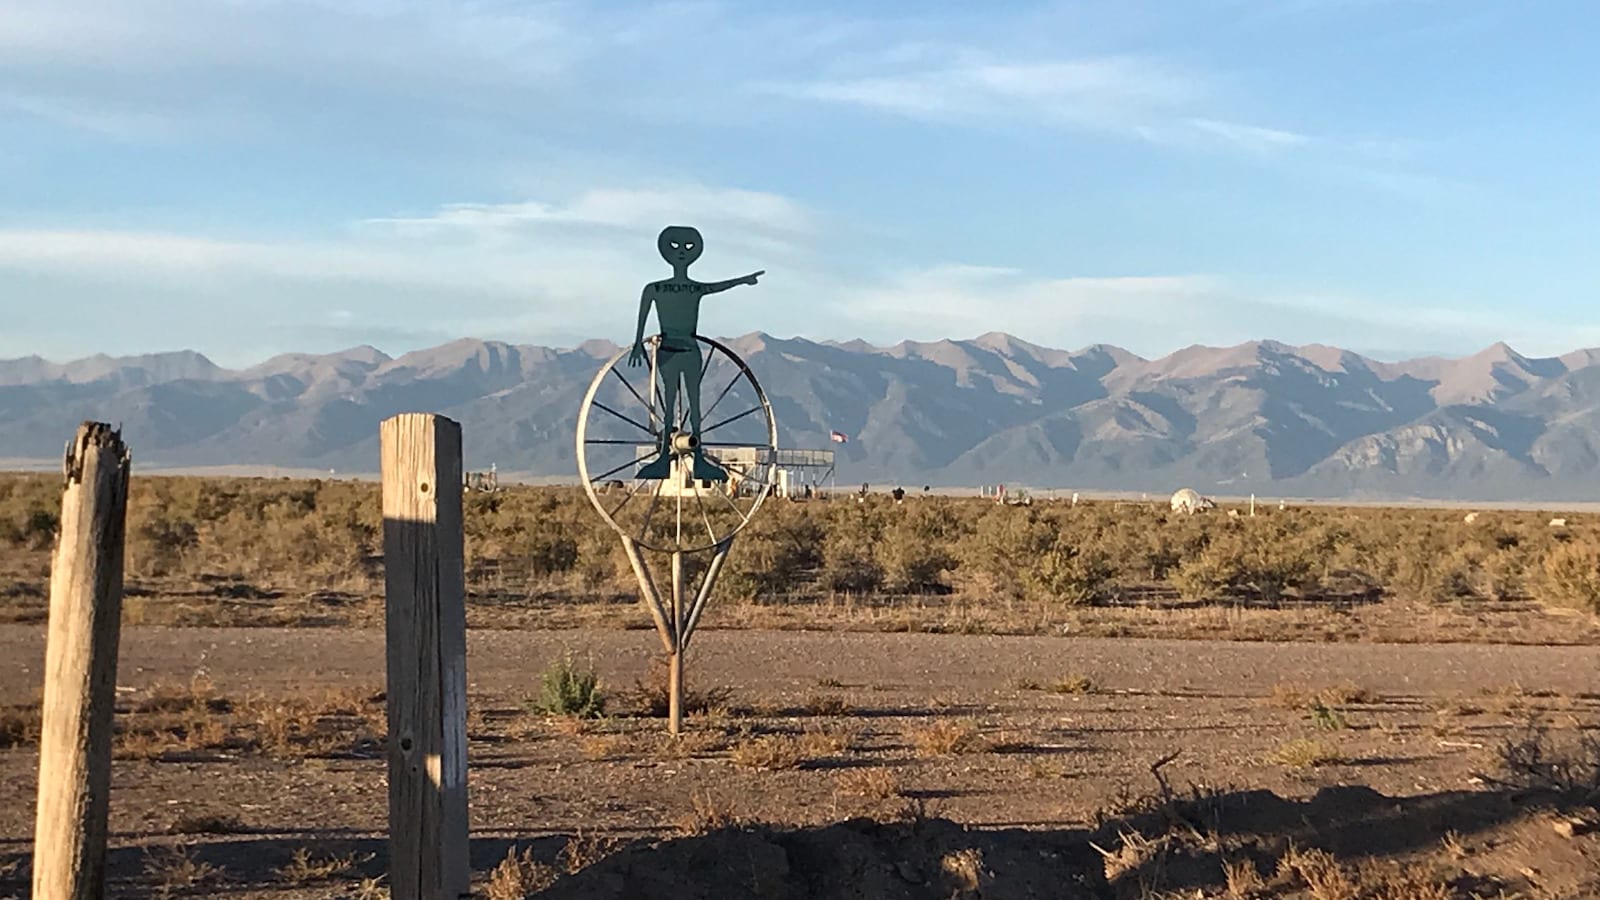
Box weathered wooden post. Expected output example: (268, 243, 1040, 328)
(381, 414, 470, 900)
(33, 422, 130, 900)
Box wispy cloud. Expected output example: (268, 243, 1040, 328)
(767, 55, 1203, 135)
(763, 49, 1334, 159)
(1186, 117, 1313, 154)
(826, 263, 1597, 359)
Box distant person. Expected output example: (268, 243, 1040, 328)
(892, 486, 905, 503)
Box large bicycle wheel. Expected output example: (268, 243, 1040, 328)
(576, 334, 777, 553)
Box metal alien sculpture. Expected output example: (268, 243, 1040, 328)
(629, 225, 763, 481)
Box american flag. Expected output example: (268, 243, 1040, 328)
(829, 430, 849, 443)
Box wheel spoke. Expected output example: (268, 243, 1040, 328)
(638, 483, 663, 542)
(700, 375, 743, 424)
(590, 455, 642, 485)
(592, 400, 653, 437)
(608, 368, 661, 431)
(607, 478, 650, 520)
(691, 482, 718, 545)
(711, 481, 747, 522)
(703, 404, 763, 435)
(586, 439, 654, 445)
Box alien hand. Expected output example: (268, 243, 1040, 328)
(744, 270, 765, 286)
(627, 343, 647, 367)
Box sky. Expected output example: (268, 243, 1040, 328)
(1, 0, 1597, 368)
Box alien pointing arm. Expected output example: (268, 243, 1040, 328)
(701, 270, 765, 294)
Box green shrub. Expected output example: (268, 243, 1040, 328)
(531, 657, 606, 718)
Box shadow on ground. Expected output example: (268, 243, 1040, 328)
(0, 784, 1594, 898)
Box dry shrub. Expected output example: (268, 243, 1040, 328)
(910, 718, 991, 757)
(1277, 845, 1358, 900)
(819, 513, 885, 593)
(1494, 718, 1600, 792)
(1049, 674, 1095, 695)
(1269, 738, 1346, 768)
(484, 847, 558, 900)
(1276, 845, 1453, 900)
(836, 766, 901, 800)
(627, 659, 733, 718)
(677, 789, 741, 835)
(115, 683, 383, 761)
(580, 733, 635, 761)
(650, 728, 728, 760)
(0, 702, 41, 748)
(801, 693, 850, 716)
(729, 734, 807, 770)
(1540, 541, 1600, 613)
(797, 724, 856, 757)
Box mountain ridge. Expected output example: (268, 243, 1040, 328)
(4, 333, 1600, 501)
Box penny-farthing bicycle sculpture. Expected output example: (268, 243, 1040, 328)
(576, 225, 775, 734)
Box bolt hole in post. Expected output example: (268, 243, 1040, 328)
(574, 226, 775, 733)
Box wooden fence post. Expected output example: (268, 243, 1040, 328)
(33, 422, 130, 900)
(381, 414, 471, 900)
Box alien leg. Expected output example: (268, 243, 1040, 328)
(637, 357, 678, 479)
(685, 346, 727, 482)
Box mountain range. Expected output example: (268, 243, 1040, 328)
(5, 333, 1600, 500)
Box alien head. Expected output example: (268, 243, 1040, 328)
(658, 225, 703, 269)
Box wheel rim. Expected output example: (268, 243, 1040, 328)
(576, 335, 776, 553)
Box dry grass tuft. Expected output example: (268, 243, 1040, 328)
(1093, 828, 1169, 884)
(835, 766, 901, 800)
(484, 846, 558, 900)
(801, 693, 850, 717)
(910, 718, 991, 757)
(0, 702, 41, 749)
(1269, 738, 1346, 768)
(677, 789, 742, 836)
(940, 848, 989, 893)
(276, 847, 373, 884)
(1222, 857, 1265, 897)
(145, 844, 221, 898)
(1275, 845, 1454, 900)
(579, 733, 634, 761)
(1269, 682, 1373, 710)
(729, 733, 808, 770)
(558, 832, 620, 874)
(1049, 674, 1095, 695)
(797, 724, 857, 757)
(1277, 845, 1359, 900)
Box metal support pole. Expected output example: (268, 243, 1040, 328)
(669, 550, 685, 736)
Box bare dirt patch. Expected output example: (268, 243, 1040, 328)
(0, 626, 1596, 897)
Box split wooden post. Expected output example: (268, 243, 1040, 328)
(33, 422, 130, 900)
(381, 414, 470, 900)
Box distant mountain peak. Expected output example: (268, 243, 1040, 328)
(6, 334, 1600, 501)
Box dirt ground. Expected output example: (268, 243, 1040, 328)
(2, 626, 1598, 898)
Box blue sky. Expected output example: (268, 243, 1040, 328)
(1, 0, 1596, 367)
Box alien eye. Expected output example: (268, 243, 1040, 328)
(685, 243, 695, 250)
(669, 242, 680, 249)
